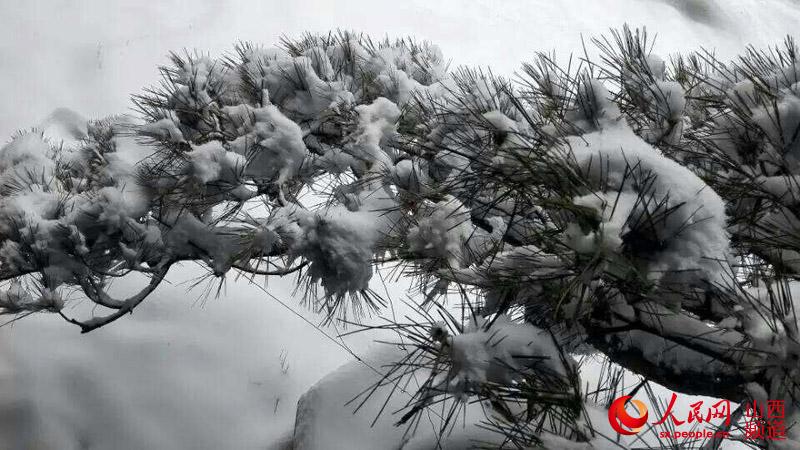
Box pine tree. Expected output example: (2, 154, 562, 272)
(2, 26, 799, 448)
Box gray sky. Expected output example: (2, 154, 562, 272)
(3, 0, 800, 139)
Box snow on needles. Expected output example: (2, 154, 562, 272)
(565, 79, 730, 287)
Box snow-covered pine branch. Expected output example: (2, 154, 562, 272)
(3, 27, 800, 448)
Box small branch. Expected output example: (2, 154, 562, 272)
(60, 262, 173, 333)
(79, 277, 125, 309)
(231, 260, 308, 276)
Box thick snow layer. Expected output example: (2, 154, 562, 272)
(293, 344, 528, 450)
(0, 264, 382, 450)
(292, 345, 744, 449)
(566, 84, 731, 286)
(292, 346, 410, 450)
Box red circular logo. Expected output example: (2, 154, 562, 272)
(608, 396, 649, 435)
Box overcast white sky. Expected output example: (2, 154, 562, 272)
(2, 1, 800, 449)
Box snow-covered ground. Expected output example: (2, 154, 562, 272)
(2, 1, 800, 449)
